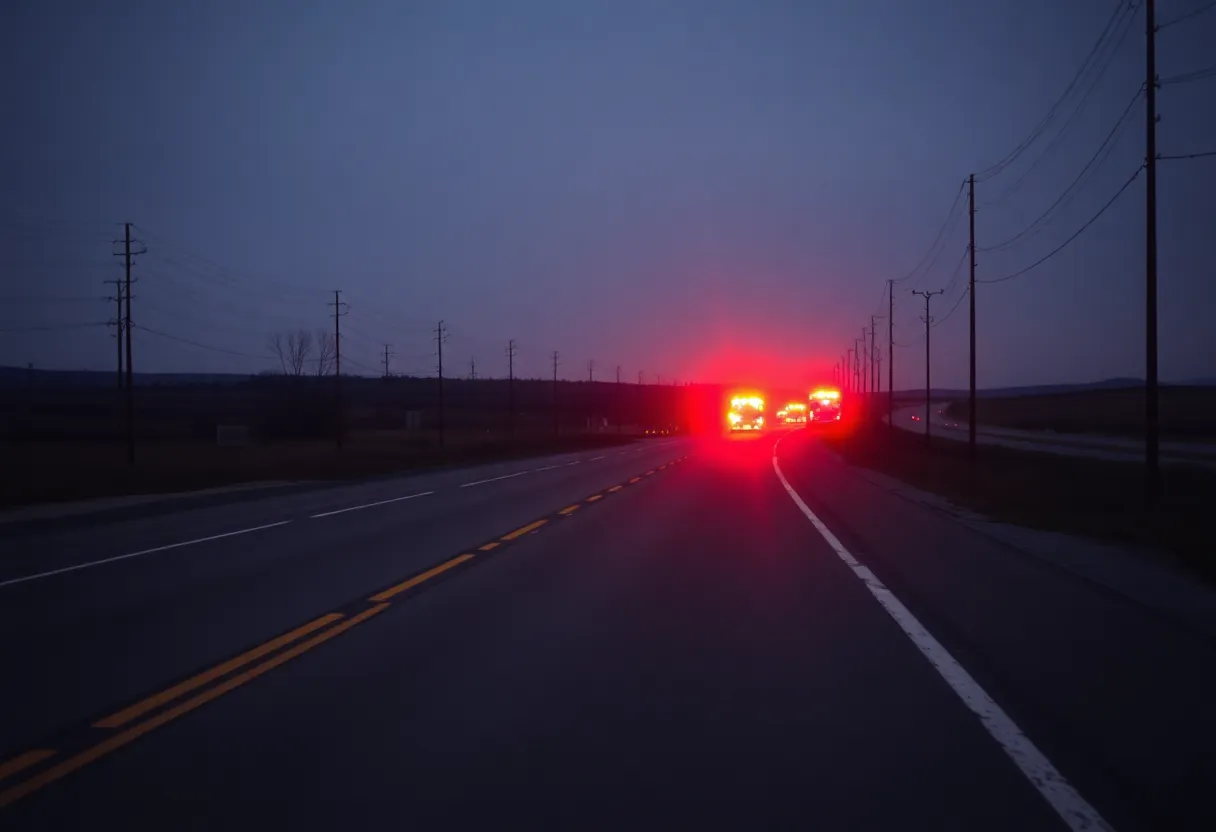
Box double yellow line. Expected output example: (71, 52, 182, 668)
(0, 453, 690, 809)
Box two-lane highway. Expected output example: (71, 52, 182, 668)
(3, 429, 1214, 829)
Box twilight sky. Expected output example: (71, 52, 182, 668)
(4, 0, 1214, 389)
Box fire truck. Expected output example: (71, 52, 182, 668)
(727, 395, 766, 432)
(808, 388, 842, 423)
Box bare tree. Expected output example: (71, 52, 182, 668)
(267, 329, 313, 377)
(315, 329, 336, 377)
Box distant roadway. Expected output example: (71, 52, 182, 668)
(1, 429, 1214, 828)
(892, 402, 1216, 469)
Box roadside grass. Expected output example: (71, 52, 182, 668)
(823, 420, 1216, 584)
(2, 430, 644, 508)
(942, 386, 1216, 440)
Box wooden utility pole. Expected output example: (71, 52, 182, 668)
(887, 279, 894, 431)
(1145, 0, 1159, 502)
(105, 278, 124, 390)
(435, 320, 446, 446)
(968, 172, 978, 461)
(382, 344, 394, 378)
(913, 289, 943, 442)
(329, 291, 348, 447)
(552, 350, 560, 437)
(507, 339, 516, 437)
(112, 223, 144, 464)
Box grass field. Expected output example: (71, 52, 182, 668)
(943, 386, 1216, 439)
(824, 421, 1216, 584)
(1, 429, 643, 508)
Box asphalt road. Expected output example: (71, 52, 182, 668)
(891, 403, 1216, 469)
(2, 429, 1214, 829)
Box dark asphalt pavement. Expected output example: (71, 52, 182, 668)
(2, 430, 1213, 829)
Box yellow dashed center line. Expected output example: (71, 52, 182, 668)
(369, 554, 474, 602)
(478, 542, 500, 552)
(501, 519, 547, 540)
(94, 612, 345, 729)
(0, 605, 390, 810)
(586, 495, 603, 503)
(559, 505, 580, 515)
(608, 485, 623, 493)
(629, 477, 641, 484)
(645, 470, 655, 476)
(0, 749, 55, 782)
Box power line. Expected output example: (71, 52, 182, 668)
(1160, 149, 1216, 160)
(980, 87, 1143, 253)
(132, 324, 275, 359)
(978, 165, 1144, 284)
(0, 322, 107, 333)
(1159, 64, 1216, 84)
(941, 245, 971, 296)
(894, 179, 968, 285)
(932, 287, 969, 328)
(979, 3, 1141, 209)
(976, 0, 1131, 181)
(1157, 0, 1216, 28)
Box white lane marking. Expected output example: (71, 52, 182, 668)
(459, 470, 532, 488)
(533, 464, 562, 472)
(565, 461, 581, 466)
(309, 491, 433, 519)
(771, 435, 1112, 832)
(0, 521, 293, 591)
(590, 456, 606, 461)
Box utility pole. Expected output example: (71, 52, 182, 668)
(469, 357, 476, 381)
(860, 330, 868, 396)
(968, 173, 978, 462)
(877, 352, 883, 394)
(1145, 0, 1159, 503)
(913, 290, 943, 442)
(846, 348, 854, 395)
(853, 340, 861, 394)
(382, 344, 394, 379)
(112, 223, 144, 464)
(888, 279, 894, 431)
(616, 365, 622, 433)
(507, 339, 516, 437)
(588, 359, 595, 383)
(105, 278, 124, 390)
(328, 291, 348, 448)
(435, 321, 447, 446)
(552, 350, 560, 437)
(870, 315, 882, 410)
(638, 369, 644, 385)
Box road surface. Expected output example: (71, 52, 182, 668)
(1, 430, 1214, 829)
(892, 403, 1216, 470)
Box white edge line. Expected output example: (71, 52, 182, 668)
(459, 470, 531, 488)
(309, 491, 434, 518)
(590, 455, 606, 461)
(770, 433, 1113, 832)
(0, 521, 293, 590)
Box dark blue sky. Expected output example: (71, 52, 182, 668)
(4, 0, 1214, 388)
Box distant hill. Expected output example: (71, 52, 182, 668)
(0, 367, 258, 388)
(2, 367, 1211, 395)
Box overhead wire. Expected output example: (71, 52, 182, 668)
(1159, 65, 1216, 84)
(1160, 149, 1216, 160)
(132, 324, 277, 360)
(1157, 0, 1216, 29)
(978, 165, 1144, 284)
(894, 179, 968, 286)
(979, 2, 1141, 209)
(0, 322, 108, 333)
(975, 0, 1130, 181)
(932, 287, 969, 328)
(980, 86, 1143, 253)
